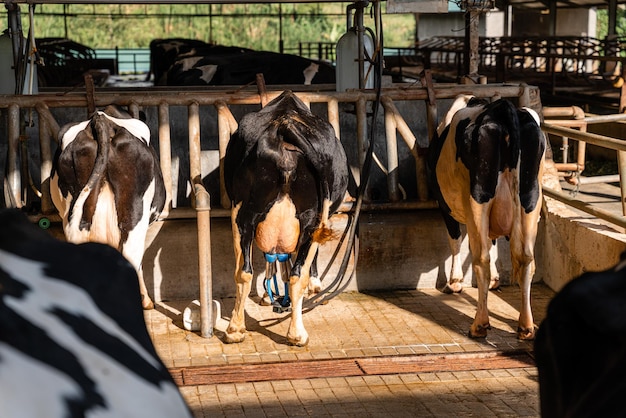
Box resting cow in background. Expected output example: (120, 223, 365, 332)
(428, 95, 545, 340)
(223, 90, 348, 346)
(535, 254, 626, 417)
(50, 105, 166, 309)
(166, 49, 335, 86)
(0, 209, 191, 417)
(146, 38, 212, 85)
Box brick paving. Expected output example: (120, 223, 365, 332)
(145, 283, 555, 417)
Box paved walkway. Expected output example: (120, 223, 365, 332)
(145, 283, 555, 417)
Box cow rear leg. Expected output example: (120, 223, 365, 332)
(287, 272, 309, 346)
(225, 217, 253, 344)
(308, 253, 322, 295)
(137, 268, 154, 310)
(467, 224, 492, 338)
(225, 270, 252, 343)
(444, 234, 464, 294)
(511, 242, 537, 340)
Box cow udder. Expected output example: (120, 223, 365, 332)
(255, 195, 300, 254)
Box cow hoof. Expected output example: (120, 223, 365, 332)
(259, 293, 271, 306)
(468, 323, 491, 338)
(142, 296, 154, 310)
(489, 278, 500, 291)
(224, 330, 246, 344)
(308, 277, 322, 295)
(517, 326, 537, 341)
(288, 335, 309, 347)
(443, 281, 463, 294)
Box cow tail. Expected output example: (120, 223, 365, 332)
(494, 100, 522, 170)
(76, 112, 110, 230)
(312, 193, 334, 245)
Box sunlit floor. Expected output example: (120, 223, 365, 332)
(145, 283, 555, 417)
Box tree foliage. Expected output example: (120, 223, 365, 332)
(1, 3, 415, 51)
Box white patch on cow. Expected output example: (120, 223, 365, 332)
(180, 56, 203, 72)
(65, 182, 120, 247)
(0, 250, 191, 417)
(197, 64, 218, 84)
(121, 180, 156, 270)
(437, 94, 474, 136)
(302, 63, 319, 85)
(0, 342, 83, 417)
(522, 107, 541, 126)
(99, 112, 151, 145)
(60, 120, 90, 149)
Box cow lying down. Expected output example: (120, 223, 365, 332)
(224, 90, 348, 346)
(0, 209, 191, 417)
(535, 254, 626, 417)
(50, 105, 166, 309)
(428, 95, 545, 339)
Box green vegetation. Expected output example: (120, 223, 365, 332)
(1, 3, 416, 51)
(597, 8, 626, 39)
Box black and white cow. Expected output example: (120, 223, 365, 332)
(428, 95, 545, 340)
(535, 254, 626, 417)
(223, 90, 348, 346)
(147, 38, 210, 85)
(165, 48, 335, 87)
(0, 209, 191, 417)
(50, 105, 166, 310)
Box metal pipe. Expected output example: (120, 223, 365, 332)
(355, 95, 367, 190)
(542, 123, 626, 153)
(543, 186, 626, 230)
(383, 100, 400, 201)
(0, 84, 530, 109)
(158, 102, 172, 216)
(327, 98, 340, 140)
(7, 104, 21, 207)
(188, 101, 213, 338)
(38, 110, 54, 214)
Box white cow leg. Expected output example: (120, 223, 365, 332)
(445, 235, 464, 293)
(488, 241, 500, 290)
(287, 273, 309, 346)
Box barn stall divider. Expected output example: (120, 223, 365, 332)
(3, 82, 608, 338)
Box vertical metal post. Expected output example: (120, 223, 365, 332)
(38, 110, 54, 214)
(7, 104, 21, 208)
(327, 98, 340, 140)
(355, 96, 367, 192)
(618, 150, 626, 216)
(384, 102, 400, 202)
(158, 102, 172, 216)
(188, 102, 213, 338)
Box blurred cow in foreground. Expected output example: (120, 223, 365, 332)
(0, 209, 191, 417)
(535, 254, 626, 417)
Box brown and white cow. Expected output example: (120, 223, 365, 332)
(50, 105, 166, 309)
(223, 90, 348, 346)
(428, 95, 545, 340)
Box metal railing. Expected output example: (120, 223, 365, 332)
(0, 83, 537, 338)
